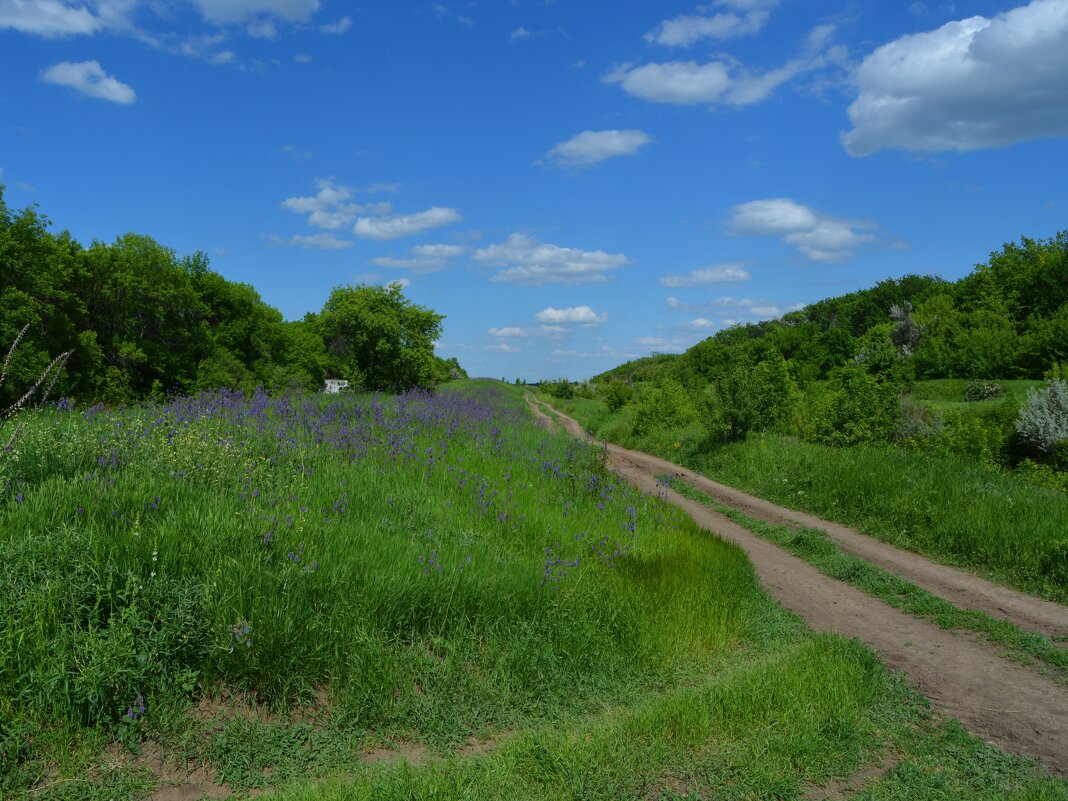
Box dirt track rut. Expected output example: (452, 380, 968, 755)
(528, 395, 1068, 776)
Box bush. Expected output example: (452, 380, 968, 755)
(632, 380, 697, 437)
(1015, 380, 1068, 454)
(600, 380, 634, 412)
(814, 365, 901, 447)
(543, 379, 574, 399)
(963, 380, 1003, 402)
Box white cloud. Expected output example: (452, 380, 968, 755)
(509, 25, 530, 42)
(605, 60, 731, 105)
(412, 243, 467, 258)
(40, 60, 135, 103)
(607, 21, 843, 107)
(369, 243, 468, 273)
(659, 264, 750, 287)
(488, 326, 530, 338)
(843, 0, 1068, 155)
(682, 318, 716, 329)
(320, 15, 351, 34)
(192, 0, 319, 23)
(727, 198, 878, 262)
(666, 295, 803, 319)
(388, 278, 411, 289)
(354, 207, 462, 240)
(0, 0, 108, 36)
(246, 18, 276, 38)
(475, 233, 629, 285)
(534, 306, 608, 325)
(486, 342, 520, 353)
(282, 178, 363, 229)
(645, 1, 776, 47)
(543, 129, 652, 168)
(265, 232, 352, 249)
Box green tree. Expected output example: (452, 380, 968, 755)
(317, 283, 444, 392)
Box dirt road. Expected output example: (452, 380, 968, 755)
(528, 394, 1068, 776)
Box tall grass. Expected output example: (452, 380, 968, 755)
(3, 382, 1064, 799)
(550, 395, 1068, 601)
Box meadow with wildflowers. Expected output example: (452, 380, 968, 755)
(1, 381, 1065, 799)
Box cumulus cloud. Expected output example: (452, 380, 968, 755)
(681, 318, 716, 330)
(727, 198, 878, 262)
(475, 233, 629, 285)
(842, 0, 1068, 155)
(0, 0, 111, 36)
(534, 306, 608, 325)
(40, 60, 135, 103)
(543, 129, 653, 168)
(319, 15, 351, 34)
(606, 22, 845, 107)
(659, 264, 750, 288)
(368, 243, 469, 273)
(354, 207, 462, 240)
(264, 232, 352, 249)
(281, 178, 365, 230)
(645, 0, 776, 47)
(486, 342, 520, 353)
(192, 0, 319, 23)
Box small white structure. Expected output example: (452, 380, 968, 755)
(323, 379, 350, 394)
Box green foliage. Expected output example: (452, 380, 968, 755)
(1045, 361, 1068, 382)
(0, 188, 461, 405)
(600, 379, 633, 411)
(815, 365, 901, 447)
(543, 378, 574, 399)
(631, 379, 696, 437)
(318, 283, 443, 392)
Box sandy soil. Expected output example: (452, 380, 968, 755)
(529, 394, 1068, 776)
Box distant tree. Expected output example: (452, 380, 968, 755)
(317, 283, 444, 392)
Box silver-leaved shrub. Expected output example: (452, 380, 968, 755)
(1015, 380, 1068, 454)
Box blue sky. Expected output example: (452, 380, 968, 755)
(2, 0, 1067, 381)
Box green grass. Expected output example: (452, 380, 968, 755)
(661, 474, 1068, 677)
(1, 382, 1064, 799)
(548, 394, 1068, 603)
(910, 379, 1043, 410)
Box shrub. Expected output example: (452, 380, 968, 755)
(600, 380, 634, 412)
(632, 380, 697, 437)
(543, 379, 574, 399)
(963, 380, 1003, 402)
(814, 365, 901, 447)
(1015, 380, 1068, 454)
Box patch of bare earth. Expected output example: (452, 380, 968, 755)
(803, 753, 900, 800)
(361, 741, 430, 766)
(537, 399, 1068, 777)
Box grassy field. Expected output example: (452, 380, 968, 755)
(909, 379, 1044, 410)
(548, 393, 1068, 603)
(1, 382, 1065, 799)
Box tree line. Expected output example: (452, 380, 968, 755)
(0, 186, 465, 408)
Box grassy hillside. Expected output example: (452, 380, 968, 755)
(2, 382, 1063, 799)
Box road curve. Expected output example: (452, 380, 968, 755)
(529, 394, 1068, 776)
